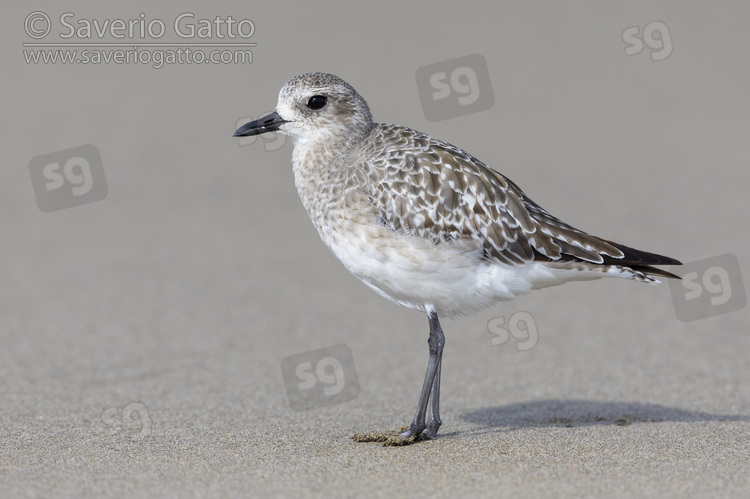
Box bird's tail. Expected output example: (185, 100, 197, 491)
(611, 264, 680, 285)
(599, 239, 681, 284)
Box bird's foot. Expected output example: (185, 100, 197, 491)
(353, 426, 432, 446)
(424, 417, 441, 438)
(399, 421, 425, 439)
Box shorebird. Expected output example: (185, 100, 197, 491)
(234, 72, 681, 441)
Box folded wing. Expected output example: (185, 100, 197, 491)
(358, 124, 680, 276)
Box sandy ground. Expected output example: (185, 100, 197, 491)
(2, 2, 750, 497)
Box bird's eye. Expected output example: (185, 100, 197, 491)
(307, 95, 328, 110)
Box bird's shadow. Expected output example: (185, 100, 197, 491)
(457, 399, 748, 435)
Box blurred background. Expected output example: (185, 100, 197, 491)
(1, 1, 748, 495)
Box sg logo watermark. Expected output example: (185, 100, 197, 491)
(101, 401, 152, 440)
(623, 21, 673, 61)
(487, 311, 539, 351)
(28, 144, 107, 212)
(669, 254, 746, 322)
(415, 53, 495, 122)
(235, 114, 287, 151)
(280, 344, 360, 412)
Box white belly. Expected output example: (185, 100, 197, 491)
(316, 217, 570, 317)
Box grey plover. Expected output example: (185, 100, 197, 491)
(234, 72, 681, 440)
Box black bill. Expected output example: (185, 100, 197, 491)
(234, 111, 287, 137)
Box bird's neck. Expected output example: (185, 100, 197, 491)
(291, 142, 349, 228)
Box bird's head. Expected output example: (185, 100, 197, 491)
(234, 72, 375, 148)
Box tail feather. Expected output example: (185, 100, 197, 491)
(533, 239, 682, 284)
(626, 264, 681, 281)
(601, 238, 682, 268)
(601, 239, 682, 282)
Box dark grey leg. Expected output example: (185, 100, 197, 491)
(425, 347, 443, 437)
(400, 311, 445, 438)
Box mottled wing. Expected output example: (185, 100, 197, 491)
(357, 124, 680, 270)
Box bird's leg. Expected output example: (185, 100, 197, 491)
(400, 311, 445, 438)
(425, 334, 443, 437)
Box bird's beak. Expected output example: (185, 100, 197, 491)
(233, 111, 288, 137)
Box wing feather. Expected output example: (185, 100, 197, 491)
(353, 124, 680, 271)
